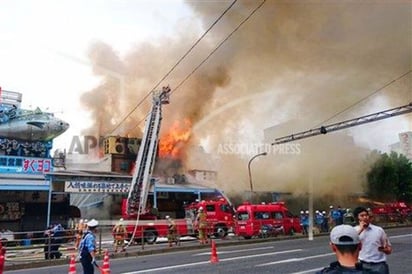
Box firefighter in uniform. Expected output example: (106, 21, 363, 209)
(196, 207, 208, 244)
(112, 218, 127, 253)
(74, 219, 85, 250)
(166, 216, 178, 247)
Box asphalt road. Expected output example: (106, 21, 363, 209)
(5, 226, 412, 274)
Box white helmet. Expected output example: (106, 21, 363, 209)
(199, 207, 204, 211)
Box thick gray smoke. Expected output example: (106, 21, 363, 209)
(80, 1, 412, 199)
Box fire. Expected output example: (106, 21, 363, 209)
(159, 119, 192, 159)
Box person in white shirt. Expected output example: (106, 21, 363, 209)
(353, 206, 392, 274)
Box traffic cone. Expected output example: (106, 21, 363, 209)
(0, 241, 5, 274)
(101, 250, 111, 274)
(209, 240, 219, 264)
(68, 254, 76, 274)
(0, 254, 5, 274)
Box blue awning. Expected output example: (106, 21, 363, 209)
(0, 176, 50, 191)
(0, 184, 49, 191)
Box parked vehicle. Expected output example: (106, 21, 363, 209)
(371, 201, 412, 223)
(235, 201, 302, 239)
(122, 198, 235, 244)
(184, 198, 235, 238)
(0, 229, 15, 246)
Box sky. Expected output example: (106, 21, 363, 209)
(1, 0, 411, 198)
(0, 0, 193, 150)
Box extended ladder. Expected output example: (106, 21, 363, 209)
(126, 86, 171, 216)
(271, 102, 412, 145)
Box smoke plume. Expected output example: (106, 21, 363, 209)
(80, 1, 411, 200)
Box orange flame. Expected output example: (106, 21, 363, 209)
(159, 119, 192, 159)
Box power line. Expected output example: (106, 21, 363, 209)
(124, 0, 267, 135)
(171, 0, 267, 94)
(314, 69, 412, 127)
(108, 0, 239, 135)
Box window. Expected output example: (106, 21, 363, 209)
(255, 212, 270, 219)
(272, 212, 283, 220)
(220, 204, 234, 214)
(206, 204, 215, 212)
(237, 211, 249, 221)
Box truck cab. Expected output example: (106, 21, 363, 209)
(185, 198, 235, 238)
(235, 201, 302, 239)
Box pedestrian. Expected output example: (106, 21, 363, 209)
(316, 224, 365, 273)
(112, 218, 127, 252)
(78, 219, 99, 274)
(354, 206, 392, 274)
(195, 207, 208, 244)
(43, 224, 63, 259)
(166, 216, 178, 247)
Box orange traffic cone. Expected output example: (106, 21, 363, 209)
(101, 250, 111, 274)
(68, 254, 76, 274)
(210, 240, 219, 264)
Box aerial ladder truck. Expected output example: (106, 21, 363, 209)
(122, 86, 235, 244)
(124, 86, 171, 244)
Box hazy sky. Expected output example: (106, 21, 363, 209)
(0, 0, 193, 149)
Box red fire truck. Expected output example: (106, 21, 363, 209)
(121, 197, 235, 244)
(371, 201, 412, 223)
(184, 198, 235, 238)
(235, 201, 302, 239)
(120, 198, 194, 244)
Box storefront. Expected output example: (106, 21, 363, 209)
(0, 156, 54, 231)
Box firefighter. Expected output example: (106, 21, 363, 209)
(196, 207, 208, 244)
(74, 219, 85, 250)
(112, 218, 127, 253)
(166, 216, 178, 247)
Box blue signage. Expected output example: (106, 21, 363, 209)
(0, 156, 52, 174)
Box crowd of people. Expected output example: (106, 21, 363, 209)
(300, 205, 357, 234)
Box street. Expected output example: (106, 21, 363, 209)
(6, 226, 412, 274)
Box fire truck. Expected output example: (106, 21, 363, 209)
(121, 87, 234, 244)
(121, 197, 235, 244)
(120, 198, 194, 244)
(235, 201, 302, 239)
(184, 198, 235, 238)
(371, 201, 412, 223)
